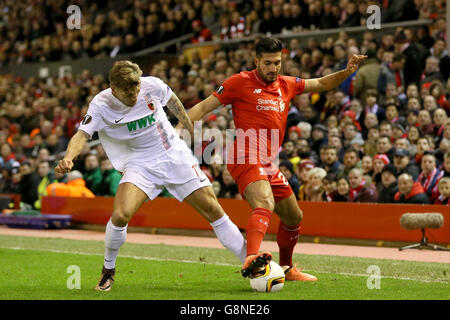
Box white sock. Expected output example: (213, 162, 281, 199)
(104, 218, 127, 269)
(210, 214, 247, 263)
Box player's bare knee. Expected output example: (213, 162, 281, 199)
(112, 208, 132, 227)
(289, 209, 303, 226)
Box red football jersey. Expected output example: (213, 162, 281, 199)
(212, 69, 305, 164)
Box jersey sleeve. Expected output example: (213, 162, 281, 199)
(78, 103, 105, 139)
(212, 74, 241, 106)
(293, 77, 306, 95)
(145, 77, 173, 106)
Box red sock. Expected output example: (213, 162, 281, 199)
(277, 221, 301, 267)
(246, 208, 272, 256)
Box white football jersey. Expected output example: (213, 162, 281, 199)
(79, 76, 186, 172)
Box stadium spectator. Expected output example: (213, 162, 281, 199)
(337, 148, 361, 179)
(311, 124, 327, 152)
(423, 95, 439, 114)
(363, 89, 385, 122)
(1, 162, 21, 195)
(46, 170, 95, 198)
(417, 152, 444, 202)
(377, 164, 399, 203)
(34, 160, 57, 210)
(343, 122, 361, 148)
(296, 159, 315, 199)
(287, 126, 302, 142)
(361, 155, 374, 180)
(353, 49, 381, 99)
(430, 39, 450, 81)
(385, 104, 403, 125)
(334, 176, 350, 202)
(421, 56, 445, 85)
(394, 173, 430, 204)
(296, 137, 318, 164)
(443, 152, 450, 177)
(415, 137, 433, 165)
(378, 54, 406, 95)
(363, 126, 380, 157)
(322, 173, 337, 202)
(379, 121, 394, 139)
(393, 148, 420, 180)
(435, 177, 450, 205)
(372, 153, 390, 185)
(339, 2, 361, 28)
(321, 145, 342, 175)
(218, 169, 241, 199)
(303, 167, 327, 202)
(279, 161, 300, 199)
(348, 168, 378, 203)
(183, 84, 203, 110)
(83, 153, 103, 195)
(18, 161, 40, 209)
(190, 20, 212, 44)
(280, 140, 301, 174)
(98, 158, 122, 197)
(429, 82, 449, 110)
(394, 30, 423, 86)
(268, 4, 284, 35)
(376, 136, 395, 161)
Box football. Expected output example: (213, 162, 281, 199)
(249, 261, 285, 293)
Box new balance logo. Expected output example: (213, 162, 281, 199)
(253, 89, 262, 94)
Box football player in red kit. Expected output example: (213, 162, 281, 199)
(184, 37, 366, 281)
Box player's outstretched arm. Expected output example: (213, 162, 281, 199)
(167, 93, 195, 136)
(177, 95, 222, 130)
(303, 54, 367, 93)
(54, 130, 89, 174)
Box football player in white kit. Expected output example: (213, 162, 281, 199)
(55, 61, 247, 291)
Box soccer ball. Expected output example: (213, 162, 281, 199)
(249, 261, 285, 293)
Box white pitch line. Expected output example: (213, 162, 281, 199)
(1, 246, 447, 284)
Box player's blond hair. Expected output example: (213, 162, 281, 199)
(109, 60, 143, 90)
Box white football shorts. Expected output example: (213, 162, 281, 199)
(119, 146, 211, 202)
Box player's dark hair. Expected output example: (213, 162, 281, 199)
(255, 37, 283, 57)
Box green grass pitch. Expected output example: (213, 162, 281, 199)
(0, 234, 448, 300)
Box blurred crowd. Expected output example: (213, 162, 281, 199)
(0, 1, 449, 209)
(1, 0, 446, 66)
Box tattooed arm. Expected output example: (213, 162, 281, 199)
(166, 93, 194, 136)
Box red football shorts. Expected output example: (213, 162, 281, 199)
(227, 162, 293, 202)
